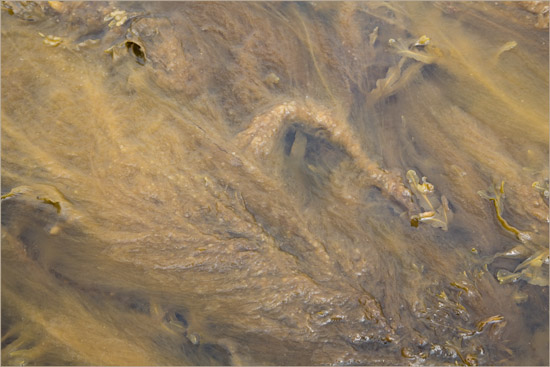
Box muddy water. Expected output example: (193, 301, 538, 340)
(1, 2, 548, 365)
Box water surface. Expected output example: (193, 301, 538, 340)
(1, 1, 548, 365)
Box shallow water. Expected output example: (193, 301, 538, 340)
(1, 1, 548, 365)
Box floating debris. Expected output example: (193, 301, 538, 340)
(369, 26, 379, 46)
(413, 35, 431, 47)
(479, 181, 549, 286)
(532, 179, 549, 200)
(264, 72, 280, 86)
(105, 9, 128, 28)
(38, 32, 63, 47)
(407, 170, 452, 230)
(495, 41, 517, 59)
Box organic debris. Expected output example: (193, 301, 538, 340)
(407, 170, 452, 230)
(479, 181, 549, 286)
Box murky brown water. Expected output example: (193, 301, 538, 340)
(1, 1, 548, 365)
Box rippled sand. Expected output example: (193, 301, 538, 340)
(2, 2, 548, 365)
